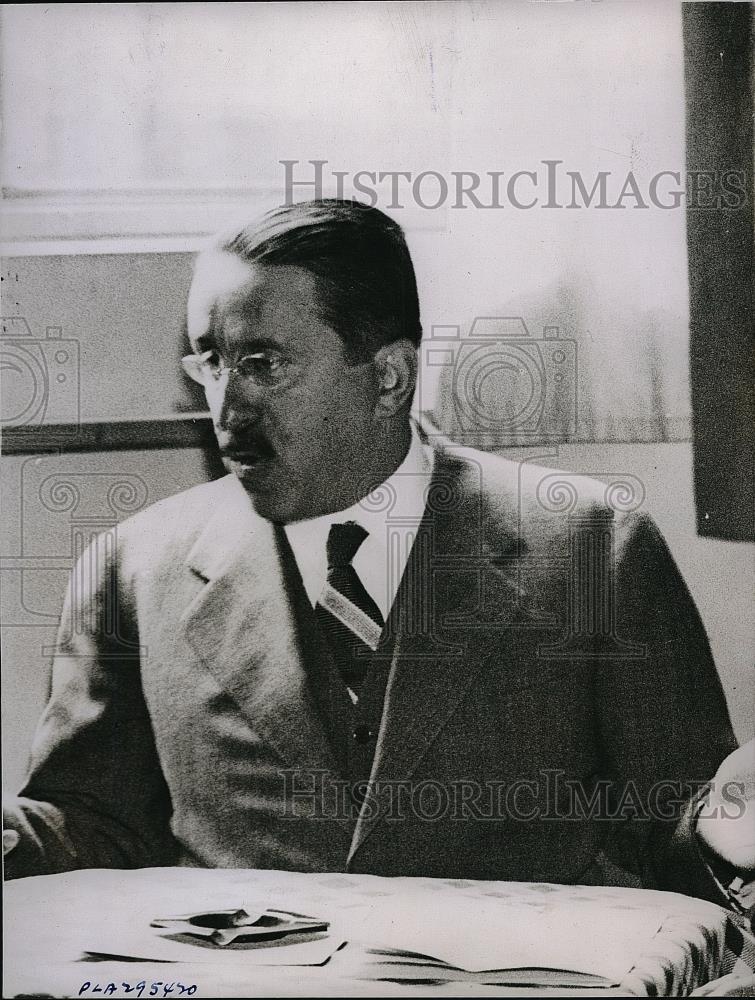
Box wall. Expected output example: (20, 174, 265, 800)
(3, 0, 695, 446)
(3, 252, 200, 424)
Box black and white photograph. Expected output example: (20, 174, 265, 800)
(1, 2, 753, 996)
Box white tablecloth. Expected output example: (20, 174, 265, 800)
(2, 867, 739, 998)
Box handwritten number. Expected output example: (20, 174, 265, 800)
(79, 982, 197, 997)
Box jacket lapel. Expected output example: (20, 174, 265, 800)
(180, 476, 340, 778)
(348, 447, 525, 862)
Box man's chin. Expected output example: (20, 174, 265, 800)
(245, 495, 288, 523)
(224, 459, 348, 524)
(224, 460, 295, 523)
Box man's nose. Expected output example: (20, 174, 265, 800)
(212, 372, 264, 431)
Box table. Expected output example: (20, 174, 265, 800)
(3, 867, 749, 998)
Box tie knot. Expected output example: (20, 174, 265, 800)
(327, 521, 368, 569)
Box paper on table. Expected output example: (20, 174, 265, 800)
(357, 895, 666, 981)
(83, 921, 342, 966)
(357, 951, 617, 988)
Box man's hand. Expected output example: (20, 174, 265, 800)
(3, 800, 21, 857)
(696, 738, 755, 873)
(3, 829, 19, 856)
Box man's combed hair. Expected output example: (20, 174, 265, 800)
(219, 199, 422, 361)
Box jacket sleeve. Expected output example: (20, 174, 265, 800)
(3, 530, 177, 878)
(593, 511, 737, 902)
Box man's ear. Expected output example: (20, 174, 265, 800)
(373, 340, 418, 417)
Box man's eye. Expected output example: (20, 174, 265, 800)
(237, 353, 287, 378)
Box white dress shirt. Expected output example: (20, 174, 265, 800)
(284, 423, 434, 621)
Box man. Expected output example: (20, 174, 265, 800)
(3, 201, 752, 909)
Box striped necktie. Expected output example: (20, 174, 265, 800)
(315, 521, 385, 701)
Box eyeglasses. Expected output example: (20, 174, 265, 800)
(181, 350, 291, 388)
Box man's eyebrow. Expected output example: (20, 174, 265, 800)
(239, 337, 291, 354)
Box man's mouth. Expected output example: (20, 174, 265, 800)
(219, 441, 276, 471)
(223, 450, 267, 463)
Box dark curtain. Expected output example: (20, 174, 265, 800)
(684, 2, 754, 541)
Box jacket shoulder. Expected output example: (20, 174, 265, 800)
(441, 443, 647, 550)
(446, 443, 612, 514)
(112, 475, 239, 569)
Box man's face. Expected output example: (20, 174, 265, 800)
(187, 252, 382, 523)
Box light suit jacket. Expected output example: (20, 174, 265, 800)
(5, 442, 736, 900)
